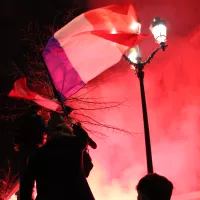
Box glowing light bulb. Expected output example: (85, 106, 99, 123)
(127, 46, 141, 64)
(150, 17, 167, 43)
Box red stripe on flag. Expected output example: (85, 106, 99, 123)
(9, 78, 62, 112)
(84, 4, 138, 33)
(9, 78, 36, 100)
(90, 31, 149, 47)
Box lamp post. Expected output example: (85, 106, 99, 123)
(123, 17, 167, 173)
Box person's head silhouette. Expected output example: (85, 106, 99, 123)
(14, 113, 47, 151)
(136, 173, 173, 200)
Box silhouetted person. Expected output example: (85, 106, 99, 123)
(47, 111, 94, 178)
(136, 173, 173, 200)
(14, 112, 48, 200)
(19, 113, 95, 200)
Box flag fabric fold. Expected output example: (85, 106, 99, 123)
(42, 4, 148, 100)
(9, 78, 62, 112)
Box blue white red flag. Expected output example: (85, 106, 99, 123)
(42, 4, 147, 100)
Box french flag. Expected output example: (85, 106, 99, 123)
(42, 4, 147, 100)
(9, 78, 62, 112)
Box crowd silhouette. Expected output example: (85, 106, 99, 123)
(15, 112, 173, 200)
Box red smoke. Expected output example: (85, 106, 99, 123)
(72, 0, 200, 200)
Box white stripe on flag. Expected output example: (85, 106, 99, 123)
(56, 31, 122, 83)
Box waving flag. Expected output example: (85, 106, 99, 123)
(9, 78, 62, 112)
(42, 4, 148, 100)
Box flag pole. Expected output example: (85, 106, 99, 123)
(41, 57, 72, 118)
(41, 57, 97, 149)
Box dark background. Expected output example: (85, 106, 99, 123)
(0, 0, 87, 179)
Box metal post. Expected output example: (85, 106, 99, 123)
(137, 69, 154, 173)
(123, 44, 168, 174)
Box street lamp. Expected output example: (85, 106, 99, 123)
(151, 18, 167, 42)
(123, 17, 167, 173)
